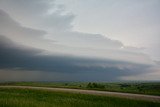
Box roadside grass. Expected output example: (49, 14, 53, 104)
(0, 88, 160, 107)
(1, 82, 160, 96)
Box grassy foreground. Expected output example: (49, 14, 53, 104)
(0, 88, 160, 107)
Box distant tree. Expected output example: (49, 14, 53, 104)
(87, 82, 92, 88)
(87, 82, 105, 89)
(64, 83, 68, 86)
(92, 83, 98, 88)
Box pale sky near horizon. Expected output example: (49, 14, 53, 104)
(56, 0, 160, 60)
(0, 0, 159, 81)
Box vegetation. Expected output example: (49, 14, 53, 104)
(0, 82, 160, 96)
(0, 88, 160, 107)
(87, 82, 105, 89)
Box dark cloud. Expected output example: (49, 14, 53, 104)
(0, 0, 158, 81)
(0, 9, 55, 51)
(0, 35, 151, 81)
(0, 2, 152, 65)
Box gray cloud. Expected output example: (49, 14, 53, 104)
(0, 7, 152, 65)
(50, 31, 123, 49)
(0, 0, 74, 31)
(0, 0, 159, 81)
(0, 35, 152, 81)
(58, 0, 160, 60)
(0, 9, 58, 52)
(0, 0, 124, 50)
(0, 9, 48, 47)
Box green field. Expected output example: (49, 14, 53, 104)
(1, 82, 160, 96)
(0, 87, 160, 107)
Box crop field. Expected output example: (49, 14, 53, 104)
(0, 87, 160, 107)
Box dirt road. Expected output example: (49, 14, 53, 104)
(0, 86, 160, 102)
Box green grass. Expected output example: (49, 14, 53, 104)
(1, 82, 160, 96)
(0, 88, 160, 107)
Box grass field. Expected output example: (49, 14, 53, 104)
(0, 87, 160, 107)
(1, 82, 160, 96)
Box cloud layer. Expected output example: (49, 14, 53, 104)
(0, 0, 159, 81)
(0, 35, 152, 81)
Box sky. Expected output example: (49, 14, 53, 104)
(0, 0, 160, 82)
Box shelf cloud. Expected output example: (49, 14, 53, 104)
(0, 0, 159, 81)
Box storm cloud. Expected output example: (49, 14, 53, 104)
(0, 0, 159, 81)
(0, 35, 152, 81)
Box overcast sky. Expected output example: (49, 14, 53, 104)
(0, 0, 159, 81)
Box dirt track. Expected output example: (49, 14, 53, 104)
(0, 86, 160, 102)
